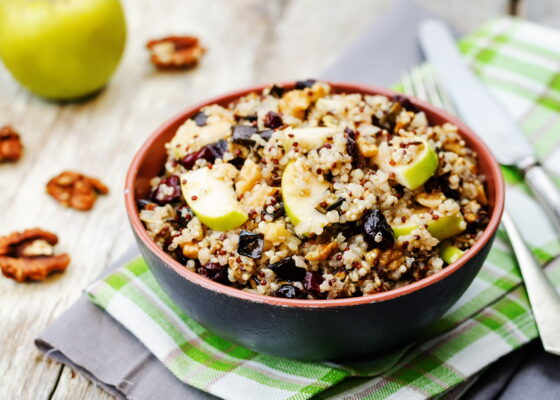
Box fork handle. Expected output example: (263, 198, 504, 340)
(522, 162, 560, 233)
(502, 211, 560, 355)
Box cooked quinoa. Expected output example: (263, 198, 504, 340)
(138, 81, 489, 299)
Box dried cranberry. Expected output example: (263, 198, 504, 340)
(362, 209, 394, 249)
(269, 257, 306, 281)
(344, 128, 362, 168)
(259, 129, 274, 141)
(392, 94, 418, 112)
(232, 125, 258, 146)
(304, 271, 324, 298)
(237, 231, 264, 259)
(193, 111, 208, 126)
(269, 85, 285, 98)
(295, 79, 316, 89)
(199, 262, 228, 284)
(150, 175, 181, 205)
(275, 284, 305, 299)
(263, 111, 283, 129)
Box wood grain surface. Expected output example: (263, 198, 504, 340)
(0, 0, 552, 398)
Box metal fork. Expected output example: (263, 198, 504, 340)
(402, 65, 560, 355)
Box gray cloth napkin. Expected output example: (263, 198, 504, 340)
(35, 1, 560, 399)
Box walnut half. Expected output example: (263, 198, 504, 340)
(46, 171, 109, 211)
(0, 228, 70, 282)
(0, 125, 23, 162)
(146, 36, 206, 69)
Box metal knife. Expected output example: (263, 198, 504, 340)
(418, 19, 560, 233)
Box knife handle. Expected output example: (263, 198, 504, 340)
(523, 163, 560, 232)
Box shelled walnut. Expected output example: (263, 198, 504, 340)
(0, 125, 23, 162)
(46, 171, 109, 211)
(146, 36, 205, 69)
(0, 228, 70, 282)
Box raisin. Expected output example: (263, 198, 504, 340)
(304, 271, 322, 297)
(199, 263, 228, 284)
(295, 79, 316, 89)
(362, 209, 395, 249)
(149, 175, 181, 205)
(192, 111, 208, 126)
(269, 85, 285, 98)
(263, 111, 283, 129)
(275, 284, 305, 299)
(269, 257, 306, 281)
(237, 231, 264, 259)
(174, 247, 189, 265)
(344, 127, 361, 168)
(392, 94, 418, 112)
(232, 125, 258, 146)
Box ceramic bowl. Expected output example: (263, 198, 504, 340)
(125, 82, 505, 360)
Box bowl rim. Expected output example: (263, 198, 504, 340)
(125, 81, 505, 308)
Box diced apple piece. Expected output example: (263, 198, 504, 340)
(392, 212, 466, 240)
(281, 160, 330, 236)
(278, 127, 339, 151)
(439, 242, 465, 264)
(180, 164, 247, 231)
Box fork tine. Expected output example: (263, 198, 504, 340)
(409, 66, 429, 102)
(426, 66, 458, 115)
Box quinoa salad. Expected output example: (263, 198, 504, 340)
(138, 80, 489, 300)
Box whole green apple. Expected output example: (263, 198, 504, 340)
(0, 0, 126, 100)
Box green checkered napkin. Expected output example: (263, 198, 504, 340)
(87, 17, 560, 400)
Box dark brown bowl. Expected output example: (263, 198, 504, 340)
(125, 82, 505, 360)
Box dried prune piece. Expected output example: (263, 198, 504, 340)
(193, 111, 208, 126)
(295, 79, 316, 89)
(269, 256, 306, 281)
(263, 111, 283, 129)
(344, 127, 362, 168)
(180, 140, 228, 169)
(304, 271, 324, 298)
(267, 201, 285, 220)
(235, 114, 258, 123)
(392, 94, 418, 112)
(174, 247, 190, 265)
(362, 209, 394, 249)
(269, 85, 284, 98)
(326, 197, 345, 211)
(150, 175, 181, 205)
(424, 173, 460, 200)
(259, 129, 274, 141)
(177, 205, 194, 225)
(275, 284, 305, 299)
(232, 125, 258, 146)
(199, 262, 228, 284)
(237, 231, 264, 259)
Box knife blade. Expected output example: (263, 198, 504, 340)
(418, 19, 560, 232)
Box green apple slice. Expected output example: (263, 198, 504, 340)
(279, 127, 338, 151)
(392, 212, 466, 240)
(282, 160, 330, 236)
(181, 165, 247, 231)
(378, 137, 438, 190)
(171, 119, 232, 158)
(439, 242, 465, 264)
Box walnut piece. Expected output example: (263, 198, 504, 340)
(0, 125, 23, 162)
(0, 228, 70, 282)
(305, 242, 339, 261)
(46, 171, 109, 211)
(146, 36, 205, 69)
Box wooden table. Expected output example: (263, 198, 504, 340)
(1, 0, 556, 398)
